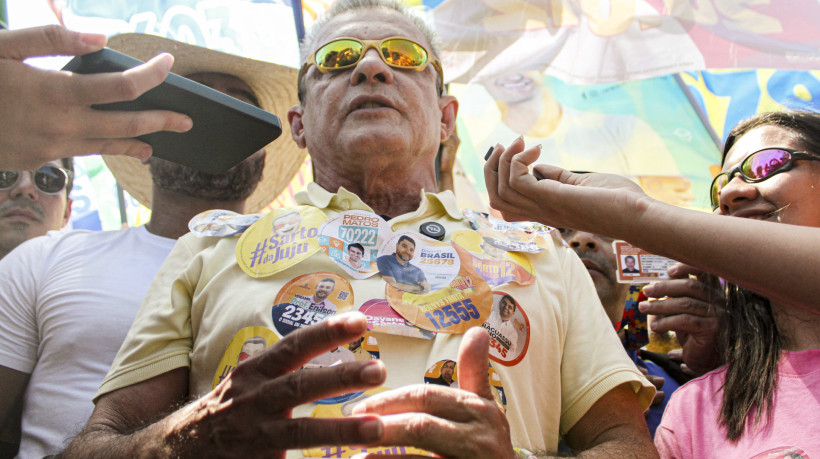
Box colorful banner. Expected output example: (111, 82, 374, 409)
(434, 0, 820, 85)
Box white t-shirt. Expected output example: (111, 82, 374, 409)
(0, 226, 175, 458)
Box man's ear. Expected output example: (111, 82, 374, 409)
(438, 95, 458, 142)
(62, 198, 73, 228)
(287, 105, 307, 149)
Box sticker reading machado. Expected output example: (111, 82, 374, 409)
(236, 206, 327, 278)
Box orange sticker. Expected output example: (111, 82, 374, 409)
(271, 272, 354, 337)
(423, 359, 507, 411)
(483, 292, 530, 366)
(451, 230, 535, 286)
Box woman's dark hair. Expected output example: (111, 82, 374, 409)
(717, 110, 820, 441)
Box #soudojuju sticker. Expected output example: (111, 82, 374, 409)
(385, 252, 492, 334)
(318, 210, 388, 279)
(302, 387, 435, 458)
(211, 326, 279, 389)
(423, 359, 507, 411)
(450, 230, 535, 287)
(236, 206, 327, 278)
(271, 272, 355, 337)
(482, 292, 530, 366)
(359, 299, 436, 340)
(376, 231, 460, 294)
(463, 209, 551, 253)
(188, 209, 262, 238)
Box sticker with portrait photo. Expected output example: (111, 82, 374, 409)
(450, 230, 535, 287)
(359, 299, 436, 340)
(482, 292, 530, 366)
(423, 359, 507, 412)
(385, 252, 493, 334)
(236, 206, 327, 278)
(211, 326, 279, 389)
(613, 241, 677, 284)
(318, 210, 389, 279)
(270, 272, 354, 337)
(188, 209, 262, 238)
(376, 231, 460, 294)
(463, 209, 553, 253)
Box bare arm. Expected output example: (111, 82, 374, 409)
(0, 366, 29, 430)
(484, 138, 820, 313)
(63, 313, 386, 458)
(0, 25, 192, 170)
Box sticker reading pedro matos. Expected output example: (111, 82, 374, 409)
(211, 326, 279, 388)
(483, 292, 530, 365)
(303, 387, 434, 458)
(318, 210, 389, 279)
(450, 230, 535, 287)
(386, 250, 493, 334)
(424, 359, 507, 411)
(236, 206, 327, 278)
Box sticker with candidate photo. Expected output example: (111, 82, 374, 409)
(385, 256, 493, 334)
(423, 359, 507, 412)
(376, 231, 460, 294)
(463, 209, 552, 253)
(271, 273, 354, 337)
(318, 210, 388, 279)
(450, 230, 535, 287)
(482, 292, 530, 366)
(302, 387, 435, 457)
(211, 326, 279, 389)
(359, 299, 436, 340)
(612, 241, 677, 284)
(188, 209, 262, 238)
(300, 332, 379, 405)
(236, 206, 327, 278)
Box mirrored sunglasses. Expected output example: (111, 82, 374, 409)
(710, 147, 820, 210)
(0, 165, 73, 195)
(300, 36, 443, 93)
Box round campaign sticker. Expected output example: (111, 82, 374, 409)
(301, 331, 379, 405)
(302, 387, 434, 457)
(423, 359, 507, 412)
(376, 231, 460, 294)
(451, 230, 535, 287)
(359, 299, 436, 340)
(482, 292, 530, 366)
(385, 251, 492, 334)
(271, 272, 355, 337)
(463, 209, 551, 253)
(211, 326, 280, 389)
(188, 209, 262, 238)
(318, 210, 389, 279)
(236, 206, 327, 278)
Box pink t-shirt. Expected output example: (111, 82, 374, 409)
(655, 348, 820, 458)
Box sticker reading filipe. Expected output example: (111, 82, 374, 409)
(211, 326, 279, 389)
(188, 209, 262, 238)
(482, 292, 530, 365)
(359, 299, 435, 340)
(271, 272, 354, 337)
(236, 206, 327, 278)
(385, 251, 493, 334)
(318, 210, 388, 279)
(376, 231, 459, 294)
(450, 230, 535, 287)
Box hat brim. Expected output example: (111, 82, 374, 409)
(102, 33, 304, 213)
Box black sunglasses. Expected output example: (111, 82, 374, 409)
(0, 165, 74, 195)
(710, 147, 820, 210)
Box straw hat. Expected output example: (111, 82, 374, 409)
(102, 33, 304, 213)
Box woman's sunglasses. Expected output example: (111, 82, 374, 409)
(0, 165, 73, 195)
(710, 147, 820, 210)
(299, 36, 443, 94)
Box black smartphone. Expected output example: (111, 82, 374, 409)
(63, 48, 282, 174)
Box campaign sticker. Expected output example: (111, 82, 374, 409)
(482, 292, 530, 366)
(236, 206, 327, 278)
(613, 241, 677, 284)
(463, 209, 552, 253)
(188, 209, 262, 238)
(359, 299, 436, 340)
(271, 273, 354, 337)
(318, 210, 388, 279)
(211, 326, 279, 388)
(423, 359, 507, 411)
(376, 231, 460, 294)
(302, 387, 434, 457)
(451, 230, 535, 287)
(302, 333, 378, 405)
(346, 331, 380, 361)
(385, 257, 493, 334)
